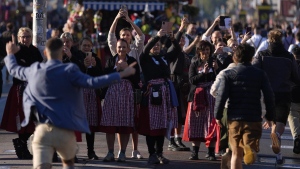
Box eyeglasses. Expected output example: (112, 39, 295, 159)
(19, 35, 31, 39)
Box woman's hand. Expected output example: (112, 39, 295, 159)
(214, 46, 223, 55)
(91, 57, 96, 67)
(116, 60, 128, 71)
(123, 11, 132, 23)
(203, 62, 209, 74)
(84, 57, 91, 68)
(241, 32, 252, 44)
(157, 29, 166, 37)
(116, 10, 126, 20)
(63, 46, 72, 58)
(212, 61, 218, 70)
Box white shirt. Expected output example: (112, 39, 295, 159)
(246, 34, 266, 50)
(288, 42, 300, 53)
(254, 40, 269, 57)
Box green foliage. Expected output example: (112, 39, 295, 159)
(182, 5, 200, 17)
(200, 0, 227, 19)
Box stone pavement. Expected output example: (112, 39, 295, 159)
(1, 69, 300, 169)
(0, 130, 222, 169)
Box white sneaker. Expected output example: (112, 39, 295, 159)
(131, 150, 144, 159)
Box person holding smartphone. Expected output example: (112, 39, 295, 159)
(107, 7, 145, 159)
(138, 29, 181, 165)
(167, 17, 192, 152)
(78, 37, 104, 160)
(182, 40, 219, 161)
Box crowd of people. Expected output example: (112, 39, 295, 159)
(0, 4, 300, 169)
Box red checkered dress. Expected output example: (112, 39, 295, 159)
(148, 79, 178, 130)
(101, 79, 135, 127)
(183, 82, 216, 141)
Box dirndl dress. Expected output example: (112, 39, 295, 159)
(0, 83, 35, 133)
(100, 79, 135, 134)
(137, 78, 178, 136)
(183, 82, 217, 142)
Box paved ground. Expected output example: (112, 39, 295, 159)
(1, 68, 300, 168)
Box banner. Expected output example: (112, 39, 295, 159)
(257, 5, 272, 26)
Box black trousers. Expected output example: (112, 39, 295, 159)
(146, 135, 165, 155)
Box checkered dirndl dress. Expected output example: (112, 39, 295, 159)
(83, 88, 99, 126)
(183, 82, 216, 141)
(101, 79, 135, 127)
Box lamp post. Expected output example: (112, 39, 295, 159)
(32, 0, 47, 58)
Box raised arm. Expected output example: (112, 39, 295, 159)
(165, 35, 181, 61)
(168, 17, 188, 52)
(4, 37, 30, 81)
(124, 12, 143, 37)
(202, 16, 220, 41)
(108, 10, 126, 56)
(183, 36, 201, 54)
(176, 17, 189, 41)
(140, 30, 166, 64)
(230, 24, 237, 42)
(240, 32, 251, 44)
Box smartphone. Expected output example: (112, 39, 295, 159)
(219, 16, 230, 26)
(223, 47, 233, 53)
(161, 21, 173, 35)
(207, 57, 215, 68)
(246, 27, 252, 34)
(120, 4, 127, 11)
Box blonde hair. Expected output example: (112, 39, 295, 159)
(227, 38, 237, 47)
(17, 27, 33, 42)
(268, 29, 283, 43)
(60, 32, 73, 41)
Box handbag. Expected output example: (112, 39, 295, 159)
(150, 84, 162, 105)
(192, 87, 208, 111)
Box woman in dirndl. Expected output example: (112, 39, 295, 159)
(0, 27, 43, 159)
(183, 40, 219, 161)
(137, 29, 181, 164)
(79, 37, 103, 160)
(100, 39, 140, 162)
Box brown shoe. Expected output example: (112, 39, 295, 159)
(243, 145, 256, 165)
(270, 133, 281, 154)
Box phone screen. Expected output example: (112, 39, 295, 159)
(220, 16, 230, 26)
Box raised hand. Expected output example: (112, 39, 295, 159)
(6, 35, 20, 55)
(157, 29, 166, 37)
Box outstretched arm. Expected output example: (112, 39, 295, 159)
(124, 12, 143, 37)
(202, 16, 220, 41)
(108, 10, 126, 56)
